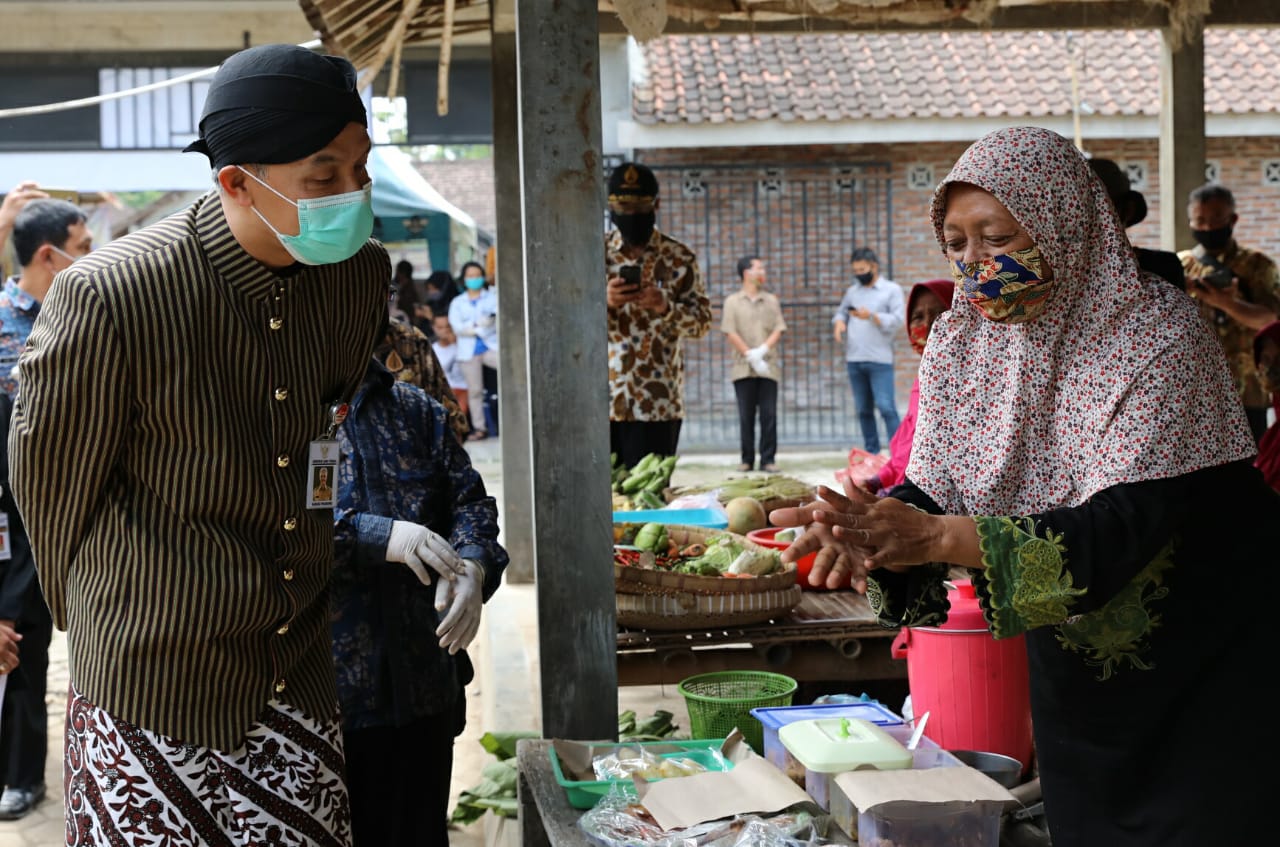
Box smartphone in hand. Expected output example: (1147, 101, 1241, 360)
(619, 264, 643, 294)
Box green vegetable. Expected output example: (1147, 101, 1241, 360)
(634, 522, 668, 553)
(450, 733, 538, 824)
(727, 547, 781, 576)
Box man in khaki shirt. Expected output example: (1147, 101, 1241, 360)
(721, 255, 786, 471)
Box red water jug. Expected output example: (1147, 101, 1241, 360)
(890, 579, 1034, 775)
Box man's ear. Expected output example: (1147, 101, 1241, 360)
(217, 166, 254, 206)
(653, 197, 661, 213)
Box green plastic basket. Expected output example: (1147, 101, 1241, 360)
(678, 671, 798, 754)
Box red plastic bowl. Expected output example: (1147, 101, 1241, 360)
(746, 526, 851, 591)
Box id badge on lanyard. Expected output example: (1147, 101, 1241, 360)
(306, 402, 348, 510)
(0, 512, 10, 562)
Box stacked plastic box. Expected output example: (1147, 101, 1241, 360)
(749, 701, 964, 826)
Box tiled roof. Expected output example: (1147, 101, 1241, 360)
(412, 158, 497, 238)
(632, 28, 1280, 124)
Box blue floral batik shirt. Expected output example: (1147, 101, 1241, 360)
(0, 278, 40, 399)
(331, 361, 507, 731)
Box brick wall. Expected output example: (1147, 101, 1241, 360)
(640, 135, 1280, 428)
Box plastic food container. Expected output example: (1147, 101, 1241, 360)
(777, 718, 913, 810)
(751, 701, 904, 785)
(832, 767, 1013, 847)
(548, 738, 733, 809)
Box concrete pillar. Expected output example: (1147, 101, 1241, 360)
(490, 0, 534, 584)
(1158, 20, 1206, 253)
(515, 0, 618, 738)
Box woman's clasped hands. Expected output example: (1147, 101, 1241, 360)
(768, 477, 956, 592)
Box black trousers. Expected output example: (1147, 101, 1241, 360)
(733, 377, 778, 468)
(0, 612, 51, 791)
(610, 420, 682, 470)
(344, 712, 458, 847)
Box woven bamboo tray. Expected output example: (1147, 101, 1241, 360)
(616, 585, 803, 630)
(613, 524, 797, 597)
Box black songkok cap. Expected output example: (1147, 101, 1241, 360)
(184, 44, 367, 170)
(608, 162, 659, 202)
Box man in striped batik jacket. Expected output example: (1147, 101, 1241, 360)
(6, 44, 464, 847)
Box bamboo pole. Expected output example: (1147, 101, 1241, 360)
(437, 0, 456, 115)
(357, 0, 426, 89)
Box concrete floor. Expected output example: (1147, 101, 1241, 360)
(0, 440, 852, 846)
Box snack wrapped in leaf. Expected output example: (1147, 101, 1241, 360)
(727, 547, 781, 576)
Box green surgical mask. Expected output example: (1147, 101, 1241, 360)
(241, 167, 374, 266)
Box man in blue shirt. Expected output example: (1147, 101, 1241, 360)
(0, 198, 90, 821)
(832, 246, 905, 454)
(331, 358, 508, 846)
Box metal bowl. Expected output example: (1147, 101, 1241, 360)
(949, 749, 1024, 788)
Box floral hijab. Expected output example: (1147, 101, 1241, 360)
(905, 126, 1254, 515)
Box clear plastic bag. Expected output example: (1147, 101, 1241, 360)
(592, 746, 717, 781)
(579, 788, 834, 847)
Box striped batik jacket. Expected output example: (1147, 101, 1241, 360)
(8, 191, 388, 750)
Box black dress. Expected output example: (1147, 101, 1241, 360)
(875, 459, 1278, 847)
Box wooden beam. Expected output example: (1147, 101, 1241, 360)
(1159, 17, 1206, 252)
(516, 0, 619, 740)
(598, 0, 1280, 34)
(489, 0, 535, 585)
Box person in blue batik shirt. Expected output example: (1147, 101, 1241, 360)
(331, 358, 508, 846)
(0, 198, 90, 821)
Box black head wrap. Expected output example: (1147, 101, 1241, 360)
(184, 44, 367, 170)
(607, 162, 659, 202)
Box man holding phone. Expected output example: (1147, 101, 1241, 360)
(1179, 183, 1280, 442)
(605, 162, 711, 469)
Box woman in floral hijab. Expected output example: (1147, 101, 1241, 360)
(774, 127, 1277, 847)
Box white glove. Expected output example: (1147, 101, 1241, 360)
(746, 345, 770, 375)
(386, 520, 466, 585)
(435, 559, 485, 655)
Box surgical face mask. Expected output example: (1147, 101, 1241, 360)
(1191, 224, 1233, 253)
(49, 245, 79, 265)
(952, 244, 1055, 324)
(240, 166, 374, 266)
(854, 271, 875, 286)
(464, 276, 486, 291)
(611, 210, 655, 247)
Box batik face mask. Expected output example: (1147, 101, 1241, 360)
(952, 245, 1054, 323)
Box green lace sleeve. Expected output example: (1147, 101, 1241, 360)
(975, 515, 1087, 639)
(865, 563, 951, 629)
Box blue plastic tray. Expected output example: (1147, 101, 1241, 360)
(613, 508, 729, 529)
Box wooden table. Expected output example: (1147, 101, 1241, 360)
(515, 738, 857, 846)
(616, 589, 906, 687)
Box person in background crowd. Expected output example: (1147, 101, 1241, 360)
(1087, 157, 1184, 289)
(774, 126, 1277, 847)
(0, 198, 91, 821)
(0, 183, 49, 275)
(331, 358, 507, 846)
(833, 246, 904, 455)
(721, 254, 785, 472)
(1179, 182, 1280, 442)
(860, 278, 954, 497)
(374, 316, 470, 444)
(448, 261, 499, 441)
(431, 313, 469, 426)
(424, 269, 457, 318)
(1253, 320, 1280, 492)
(8, 43, 394, 844)
(605, 161, 711, 469)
